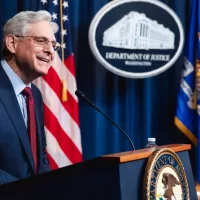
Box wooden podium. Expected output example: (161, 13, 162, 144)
(0, 144, 197, 200)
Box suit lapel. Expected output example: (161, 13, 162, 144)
(0, 65, 35, 172)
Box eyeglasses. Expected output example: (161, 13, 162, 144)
(14, 35, 60, 51)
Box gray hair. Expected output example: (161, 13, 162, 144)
(2, 10, 59, 57)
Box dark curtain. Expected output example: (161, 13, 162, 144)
(0, 0, 193, 160)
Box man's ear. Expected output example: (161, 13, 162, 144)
(5, 34, 17, 54)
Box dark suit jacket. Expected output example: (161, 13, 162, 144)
(0, 64, 50, 185)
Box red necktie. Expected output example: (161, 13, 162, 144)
(22, 87, 38, 173)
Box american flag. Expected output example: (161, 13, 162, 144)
(33, 0, 82, 169)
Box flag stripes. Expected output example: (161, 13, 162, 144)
(64, 54, 75, 75)
(52, 53, 78, 101)
(43, 67, 80, 125)
(44, 104, 82, 163)
(34, 77, 82, 152)
(34, 0, 82, 169)
(45, 127, 72, 167)
(46, 152, 59, 169)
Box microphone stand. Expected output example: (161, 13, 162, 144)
(75, 90, 135, 151)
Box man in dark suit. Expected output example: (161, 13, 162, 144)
(0, 10, 60, 184)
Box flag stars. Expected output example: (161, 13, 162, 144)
(41, 0, 47, 4)
(63, 1, 69, 8)
(53, 0, 58, 6)
(52, 13, 57, 20)
(61, 29, 67, 36)
(62, 15, 68, 21)
(61, 43, 66, 49)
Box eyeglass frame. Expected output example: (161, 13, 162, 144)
(14, 35, 61, 51)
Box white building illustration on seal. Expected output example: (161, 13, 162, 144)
(102, 11, 175, 50)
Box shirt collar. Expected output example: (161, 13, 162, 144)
(1, 60, 31, 96)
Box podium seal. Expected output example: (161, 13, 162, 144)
(143, 148, 189, 200)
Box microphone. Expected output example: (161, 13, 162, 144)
(75, 89, 135, 151)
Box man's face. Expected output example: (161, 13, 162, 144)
(14, 20, 56, 80)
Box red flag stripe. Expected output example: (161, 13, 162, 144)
(44, 104, 82, 163)
(64, 54, 75, 76)
(43, 67, 80, 126)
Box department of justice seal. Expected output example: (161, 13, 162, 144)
(143, 148, 189, 200)
(89, 0, 184, 78)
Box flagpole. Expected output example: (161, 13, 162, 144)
(60, 0, 67, 102)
